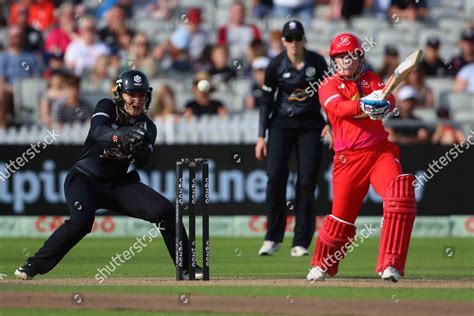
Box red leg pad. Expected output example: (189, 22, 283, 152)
(311, 215, 356, 277)
(377, 174, 417, 276)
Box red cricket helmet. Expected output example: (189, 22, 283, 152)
(329, 33, 365, 80)
(329, 33, 363, 58)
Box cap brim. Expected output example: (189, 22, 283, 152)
(283, 31, 304, 38)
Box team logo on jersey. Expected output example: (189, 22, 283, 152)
(112, 134, 119, 142)
(361, 79, 369, 86)
(305, 67, 316, 78)
(133, 75, 142, 84)
(340, 36, 351, 46)
(262, 84, 272, 92)
(288, 88, 309, 102)
(338, 83, 345, 89)
(378, 81, 385, 87)
(283, 72, 291, 78)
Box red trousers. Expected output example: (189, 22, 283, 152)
(332, 140, 402, 223)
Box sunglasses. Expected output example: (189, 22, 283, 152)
(285, 35, 304, 42)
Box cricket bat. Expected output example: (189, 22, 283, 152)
(380, 49, 424, 98)
(354, 49, 423, 119)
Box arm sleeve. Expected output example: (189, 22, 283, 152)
(319, 82, 362, 118)
(0, 54, 5, 78)
(89, 99, 120, 147)
(456, 65, 473, 80)
(64, 43, 75, 64)
(252, 25, 262, 40)
(170, 27, 189, 50)
(217, 26, 226, 45)
(368, 72, 396, 111)
(133, 121, 157, 168)
(258, 59, 279, 138)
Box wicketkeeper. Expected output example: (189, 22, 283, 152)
(15, 70, 202, 280)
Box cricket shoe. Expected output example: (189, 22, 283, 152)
(291, 246, 308, 257)
(306, 266, 327, 282)
(380, 266, 400, 282)
(258, 240, 280, 256)
(14, 263, 37, 280)
(182, 266, 203, 280)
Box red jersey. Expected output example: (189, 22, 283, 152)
(318, 71, 395, 152)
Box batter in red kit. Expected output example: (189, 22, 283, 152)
(307, 33, 417, 282)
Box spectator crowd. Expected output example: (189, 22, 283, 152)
(0, 0, 472, 146)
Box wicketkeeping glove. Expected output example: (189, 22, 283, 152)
(117, 123, 148, 155)
(121, 125, 147, 146)
(101, 123, 149, 160)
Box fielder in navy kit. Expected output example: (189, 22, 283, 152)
(15, 70, 202, 280)
(255, 20, 332, 257)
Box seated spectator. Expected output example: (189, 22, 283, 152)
(184, 72, 227, 117)
(11, 5, 43, 53)
(245, 56, 269, 110)
(419, 36, 448, 77)
(453, 63, 474, 93)
(47, 74, 92, 127)
(40, 68, 67, 127)
(379, 45, 399, 80)
(372, 0, 392, 19)
(268, 30, 284, 58)
(245, 39, 267, 76)
(123, 33, 157, 79)
(449, 28, 474, 76)
(217, 1, 262, 62)
(388, 0, 427, 22)
(64, 16, 110, 76)
(329, 0, 366, 22)
(98, 5, 133, 56)
(403, 66, 434, 107)
(44, 3, 77, 55)
(273, 0, 315, 29)
(387, 86, 430, 144)
(9, 0, 56, 32)
(115, 26, 133, 61)
(95, 0, 129, 18)
(148, 0, 178, 20)
(251, 0, 273, 18)
(208, 45, 237, 83)
(81, 55, 114, 94)
(43, 50, 65, 79)
(156, 7, 209, 72)
(0, 26, 43, 127)
(431, 107, 465, 145)
(148, 84, 180, 123)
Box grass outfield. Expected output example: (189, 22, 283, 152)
(0, 237, 473, 315)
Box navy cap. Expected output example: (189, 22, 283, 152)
(461, 28, 474, 41)
(282, 20, 305, 38)
(426, 36, 440, 48)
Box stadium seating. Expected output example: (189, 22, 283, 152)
(442, 92, 474, 113)
(0, 0, 471, 145)
(13, 78, 48, 125)
(425, 78, 455, 107)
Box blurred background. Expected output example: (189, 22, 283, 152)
(0, 0, 473, 238)
(0, 0, 472, 143)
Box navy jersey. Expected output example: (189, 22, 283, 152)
(258, 49, 328, 137)
(73, 99, 157, 181)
